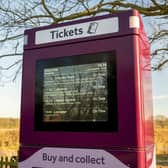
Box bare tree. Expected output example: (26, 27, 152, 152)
(0, 0, 168, 81)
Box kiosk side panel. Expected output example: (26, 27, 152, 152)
(140, 25, 154, 147)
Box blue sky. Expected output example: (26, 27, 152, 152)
(0, 80, 21, 118)
(152, 69, 168, 117)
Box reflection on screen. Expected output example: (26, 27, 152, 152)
(42, 62, 108, 122)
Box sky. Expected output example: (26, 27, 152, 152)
(152, 69, 168, 117)
(0, 79, 21, 118)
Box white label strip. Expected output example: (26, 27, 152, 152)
(19, 147, 129, 168)
(35, 17, 119, 45)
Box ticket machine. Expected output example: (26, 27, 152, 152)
(19, 10, 155, 168)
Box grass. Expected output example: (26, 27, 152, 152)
(157, 154, 168, 167)
(154, 118, 168, 166)
(0, 118, 19, 156)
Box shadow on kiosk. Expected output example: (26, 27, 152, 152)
(19, 10, 155, 168)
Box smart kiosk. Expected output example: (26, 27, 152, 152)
(19, 10, 155, 168)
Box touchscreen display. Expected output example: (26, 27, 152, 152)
(43, 62, 108, 122)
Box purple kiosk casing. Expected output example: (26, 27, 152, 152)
(19, 10, 155, 168)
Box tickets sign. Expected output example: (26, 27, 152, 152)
(35, 17, 119, 44)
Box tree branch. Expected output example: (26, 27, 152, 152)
(0, 53, 22, 59)
(0, 59, 22, 70)
(152, 48, 168, 56)
(0, 34, 23, 43)
(154, 60, 168, 71)
(50, 0, 168, 24)
(41, 0, 58, 22)
(150, 30, 168, 43)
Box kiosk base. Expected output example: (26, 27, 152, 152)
(19, 146, 155, 168)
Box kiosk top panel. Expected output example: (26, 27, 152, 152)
(24, 10, 143, 50)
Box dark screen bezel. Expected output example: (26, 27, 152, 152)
(35, 51, 118, 132)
